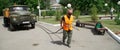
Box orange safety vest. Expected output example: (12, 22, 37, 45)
(63, 15, 74, 31)
(4, 10, 9, 18)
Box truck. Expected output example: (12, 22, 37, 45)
(3, 5, 37, 31)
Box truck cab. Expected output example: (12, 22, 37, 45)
(4, 5, 37, 31)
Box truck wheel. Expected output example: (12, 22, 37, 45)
(9, 24, 15, 31)
(31, 23, 35, 29)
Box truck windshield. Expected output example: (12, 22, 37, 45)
(10, 6, 29, 11)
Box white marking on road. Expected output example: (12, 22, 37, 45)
(53, 24, 60, 26)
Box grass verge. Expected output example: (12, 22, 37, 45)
(39, 17, 60, 24)
(79, 17, 120, 32)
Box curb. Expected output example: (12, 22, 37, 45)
(105, 27, 120, 44)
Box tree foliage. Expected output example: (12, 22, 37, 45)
(1, 0, 120, 16)
(90, 5, 98, 22)
(55, 10, 62, 21)
(0, 0, 10, 15)
(115, 12, 120, 25)
(59, 0, 120, 15)
(0, 0, 50, 15)
(73, 10, 80, 19)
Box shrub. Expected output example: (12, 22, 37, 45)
(42, 11, 46, 19)
(73, 10, 80, 19)
(62, 7, 67, 15)
(115, 13, 120, 25)
(90, 5, 98, 22)
(55, 10, 61, 21)
(41, 10, 55, 16)
(46, 10, 55, 16)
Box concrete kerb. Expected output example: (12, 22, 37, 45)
(105, 27, 120, 44)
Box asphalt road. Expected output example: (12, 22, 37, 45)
(0, 18, 120, 50)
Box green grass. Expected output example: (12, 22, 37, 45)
(79, 17, 91, 22)
(79, 17, 120, 32)
(100, 20, 120, 32)
(39, 17, 60, 24)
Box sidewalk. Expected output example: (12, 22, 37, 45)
(36, 22, 120, 50)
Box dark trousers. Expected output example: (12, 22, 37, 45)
(110, 12, 113, 19)
(4, 17, 9, 27)
(63, 30, 72, 45)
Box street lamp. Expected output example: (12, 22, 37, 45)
(105, 3, 108, 6)
(67, 3, 72, 8)
(117, 1, 120, 5)
(65, 6, 67, 9)
(104, 3, 108, 17)
(37, 0, 41, 21)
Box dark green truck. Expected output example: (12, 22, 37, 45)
(8, 5, 36, 31)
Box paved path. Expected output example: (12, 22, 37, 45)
(0, 18, 120, 50)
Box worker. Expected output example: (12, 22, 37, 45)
(3, 8, 10, 27)
(110, 7, 115, 19)
(76, 19, 80, 27)
(95, 21, 107, 35)
(60, 8, 74, 48)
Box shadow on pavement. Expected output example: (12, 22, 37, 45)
(8, 26, 33, 32)
(51, 41, 63, 45)
(32, 43, 39, 46)
(91, 28, 104, 35)
(2, 23, 33, 31)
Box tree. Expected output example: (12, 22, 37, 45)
(55, 10, 61, 21)
(0, 0, 10, 15)
(90, 5, 98, 22)
(24, 0, 38, 9)
(59, 0, 106, 15)
(115, 13, 120, 25)
(0, 0, 120, 16)
(73, 10, 80, 19)
(42, 11, 46, 19)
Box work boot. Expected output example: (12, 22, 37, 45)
(66, 44, 71, 48)
(63, 42, 65, 45)
(62, 41, 66, 45)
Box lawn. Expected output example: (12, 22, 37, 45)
(39, 16, 120, 33)
(101, 20, 120, 32)
(79, 17, 120, 33)
(39, 17, 60, 24)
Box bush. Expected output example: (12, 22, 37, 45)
(46, 10, 55, 16)
(90, 5, 98, 22)
(55, 10, 61, 21)
(41, 10, 55, 16)
(73, 10, 80, 19)
(115, 13, 120, 25)
(62, 7, 67, 15)
(42, 11, 46, 19)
